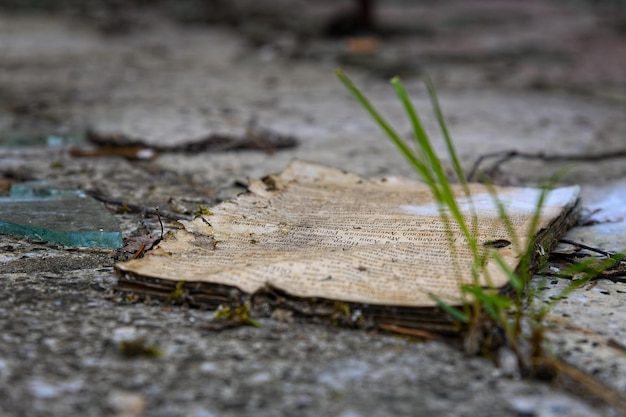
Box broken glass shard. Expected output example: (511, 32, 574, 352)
(0, 181, 123, 248)
(0, 131, 84, 148)
(9, 181, 84, 199)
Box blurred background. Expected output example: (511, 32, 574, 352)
(1, 0, 624, 96)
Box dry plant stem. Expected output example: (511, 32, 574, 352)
(377, 324, 439, 340)
(86, 125, 298, 153)
(549, 357, 626, 416)
(155, 207, 164, 239)
(607, 338, 626, 354)
(559, 238, 618, 258)
(468, 149, 626, 181)
(130, 242, 146, 260)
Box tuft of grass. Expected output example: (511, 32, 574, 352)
(335, 68, 621, 375)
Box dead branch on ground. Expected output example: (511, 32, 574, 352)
(469, 149, 626, 182)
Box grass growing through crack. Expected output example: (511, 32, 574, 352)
(335, 68, 621, 377)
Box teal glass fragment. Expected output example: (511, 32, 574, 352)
(0, 132, 84, 148)
(9, 181, 84, 199)
(0, 181, 123, 248)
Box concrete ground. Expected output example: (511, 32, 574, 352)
(1, 1, 625, 416)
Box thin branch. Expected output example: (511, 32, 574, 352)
(469, 149, 626, 181)
(558, 239, 617, 258)
(155, 206, 164, 239)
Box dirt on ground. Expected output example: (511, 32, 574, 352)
(1, 1, 626, 416)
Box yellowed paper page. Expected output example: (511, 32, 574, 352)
(116, 160, 579, 307)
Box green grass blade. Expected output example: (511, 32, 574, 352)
(430, 294, 470, 323)
(390, 77, 448, 193)
(425, 76, 480, 246)
(390, 76, 439, 186)
(534, 252, 625, 318)
(335, 69, 435, 186)
(390, 76, 478, 255)
(461, 285, 511, 322)
(492, 252, 523, 292)
(484, 181, 521, 252)
(426, 76, 468, 189)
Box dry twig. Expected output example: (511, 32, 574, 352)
(469, 149, 626, 181)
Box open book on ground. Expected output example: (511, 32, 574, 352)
(115, 160, 580, 333)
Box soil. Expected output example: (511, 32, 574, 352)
(1, 1, 625, 416)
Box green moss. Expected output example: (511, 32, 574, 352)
(194, 205, 213, 218)
(118, 340, 162, 358)
(214, 302, 259, 327)
(117, 203, 131, 213)
(333, 301, 351, 318)
(165, 281, 186, 304)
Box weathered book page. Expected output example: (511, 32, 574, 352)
(116, 160, 580, 307)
